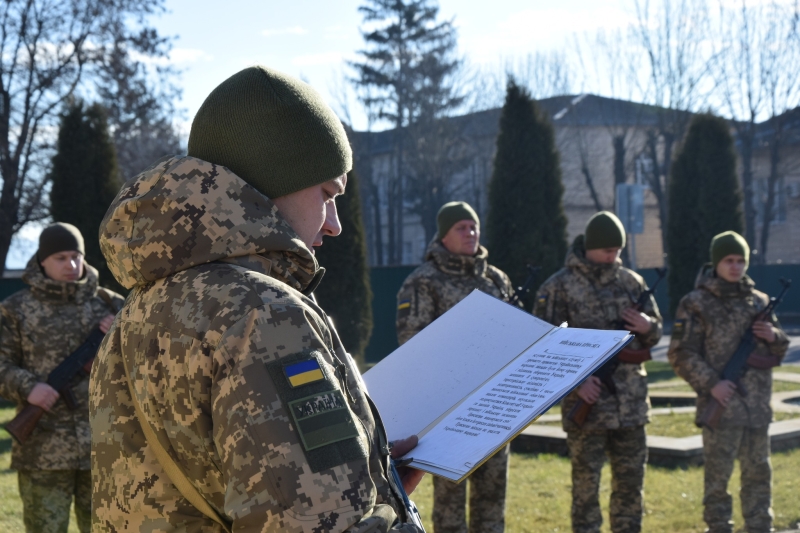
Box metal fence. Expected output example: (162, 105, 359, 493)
(3, 263, 797, 364)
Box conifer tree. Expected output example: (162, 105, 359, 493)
(49, 101, 121, 289)
(667, 113, 743, 315)
(486, 79, 568, 310)
(314, 170, 373, 364)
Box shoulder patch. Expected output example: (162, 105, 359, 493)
(672, 319, 685, 338)
(288, 390, 359, 450)
(266, 350, 367, 472)
(537, 295, 548, 306)
(284, 358, 324, 388)
(397, 298, 411, 319)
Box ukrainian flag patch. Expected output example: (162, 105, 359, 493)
(398, 299, 411, 310)
(285, 359, 325, 388)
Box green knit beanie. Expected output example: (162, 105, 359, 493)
(584, 211, 626, 250)
(437, 202, 479, 240)
(710, 231, 749, 267)
(37, 222, 84, 262)
(188, 65, 352, 199)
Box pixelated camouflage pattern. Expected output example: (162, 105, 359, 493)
(91, 156, 419, 533)
(432, 445, 508, 533)
(668, 266, 789, 428)
(395, 240, 514, 345)
(18, 469, 91, 533)
(0, 257, 122, 471)
(702, 425, 772, 533)
(395, 240, 511, 533)
(533, 236, 663, 431)
(566, 426, 647, 533)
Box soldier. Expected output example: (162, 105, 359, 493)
(533, 211, 662, 533)
(396, 201, 513, 533)
(90, 66, 423, 533)
(668, 231, 788, 533)
(0, 223, 122, 533)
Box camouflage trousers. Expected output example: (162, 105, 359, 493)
(18, 469, 91, 533)
(702, 425, 772, 533)
(566, 426, 647, 533)
(432, 444, 508, 533)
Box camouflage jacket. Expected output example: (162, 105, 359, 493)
(533, 236, 663, 431)
(395, 240, 514, 345)
(668, 266, 789, 428)
(91, 156, 418, 533)
(0, 257, 122, 470)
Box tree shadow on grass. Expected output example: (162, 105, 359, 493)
(0, 437, 10, 455)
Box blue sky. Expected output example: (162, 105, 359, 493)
(154, 0, 632, 131)
(6, 0, 634, 269)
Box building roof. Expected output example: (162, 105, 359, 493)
(351, 93, 685, 156)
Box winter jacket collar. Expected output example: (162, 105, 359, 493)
(695, 263, 755, 300)
(22, 254, 99, 304)
(425, 239, 489, 277)
(564, 235, 621, 286)
(99, 156, 319, 293)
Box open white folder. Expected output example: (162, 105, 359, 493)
(363, 290, 632, 483)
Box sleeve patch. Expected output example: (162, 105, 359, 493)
(672, 319, 685, 338)
(397, 298, 411, 319)
(284, 359, 324, 388)
(288, 390, 359, 451)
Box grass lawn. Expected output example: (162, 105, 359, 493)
(0, 407, 82, 533)
(407, 448, 800, 532)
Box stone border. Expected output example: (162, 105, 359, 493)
(512, 373, 800, 467)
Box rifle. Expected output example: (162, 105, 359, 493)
(698, 277, 792, 430)
(567, 268, 667, 427)
(508, 265, 541, 307)
(390, 459, 426, 532)
(6, 327, 106, 444)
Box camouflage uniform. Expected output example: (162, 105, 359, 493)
(533, 236, 662, 533)
(90, 156, 420, 533)
(0, 257, 123, 533)
(668, 266, 789, 533)
(396, 240, 513, 533)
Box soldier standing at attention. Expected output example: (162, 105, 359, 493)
(668, 231, 788, 533)
(90, 66, 424, 533)
(533, 211, 662, 533)
(0, 223, 122, 533)
(396, 201, 514, 533)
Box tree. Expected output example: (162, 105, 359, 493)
(49, 101, 121, 289)
(350, 0, 463, 264)
(667, 114, 743, 315)
(712, 0, 800, 260)
(314, 170, 374, 364)
(486, 79, 568, 310)
(0, 0, 174, 275)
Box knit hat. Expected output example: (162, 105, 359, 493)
(584, 211, 626, 250)
(710, 231, 749, 267)
(37, 223, 84, 262)
(437, 202, 480, 240)
(188, 65, 352, 199)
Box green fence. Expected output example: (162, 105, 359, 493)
(5, 262, 796, 364)
(364, 264, 800, 363)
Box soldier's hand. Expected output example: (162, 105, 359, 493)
(711, 380, 737, 407)
(27, 383, 59, 411)
(752, 321, 776, 343)
(99, 314, 116, 334)
(620, 308, 652, 334)
(577, 376, 602, 404)
(391, 435, 425, 494)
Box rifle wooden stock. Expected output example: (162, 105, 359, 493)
(6, 404, 45, 444)
(567, 399, 592, 428)
(698, 397, 724, 430)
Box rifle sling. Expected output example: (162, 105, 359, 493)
(120, 352, 232, 533)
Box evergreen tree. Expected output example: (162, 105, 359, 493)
(314, 170, 374, 364)
(49, 101, 122, 290)
(486, 79, 568, 310)
(667, 113, 743, 315)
